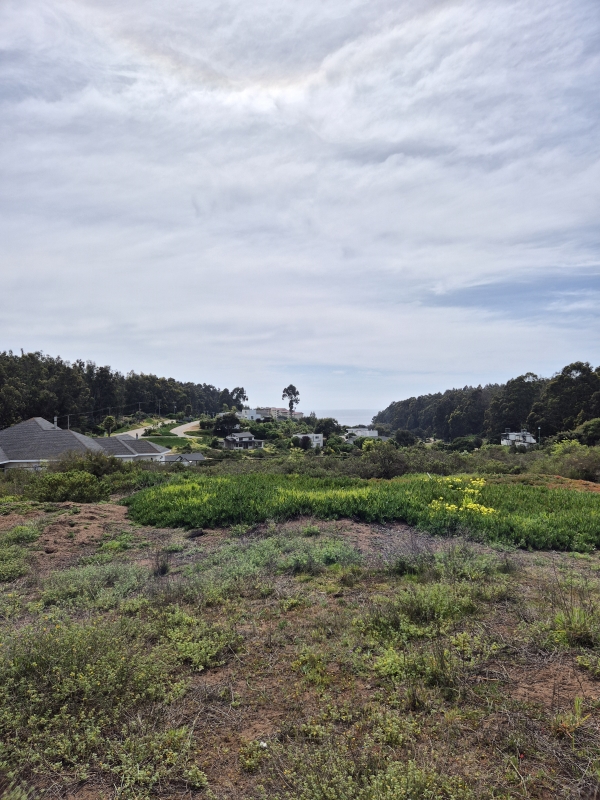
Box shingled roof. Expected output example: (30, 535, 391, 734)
(0, 418, 104, 464)
(0, 418, 169, 467)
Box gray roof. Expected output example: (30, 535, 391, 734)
(162, 452, 205, 462)
(0, 418, 104, 463)
(0, 418, 169, 465)
(100, 434, 169, 456)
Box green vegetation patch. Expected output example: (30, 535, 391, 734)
(0, 617, 179, 773)
(125, 473, 600, 550)
(0, 523, 41, 582)
(26, 471, 110, 503)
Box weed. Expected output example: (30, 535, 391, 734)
(41, 562, 147, 609)
(239, 740, 268, 773)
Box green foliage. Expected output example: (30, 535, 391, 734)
(0, 523, 39, 582)
(41, 562, 148, 608)
(125, 474, 600, 551)
(273, 743, 472, 800)
(0, 617, 178, 772)
(26, 471, 109, 503)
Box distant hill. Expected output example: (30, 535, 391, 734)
(0, 350, 246, 433)
(373, 362, 600, 441)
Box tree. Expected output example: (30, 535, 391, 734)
(213, 413, 239, 437)
(395, 429, 417, 447)
(314, 418, 342, 438)
(282, 385, 300, 419)
(101, 415, 116, 436)
(184, 404, 192, 418)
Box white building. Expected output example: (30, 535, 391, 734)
(256, 407, 304, 421)
(293, 433, 324, 448)
(238, 408, 261, 421)
(500, 429, 537, 448)
(346, 427, 378, 440)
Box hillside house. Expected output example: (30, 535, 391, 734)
(500, 429, 537, 448)
(346, 428, 379, 440)
(223, 431, 265, 450)
(0, 418, 169, 470)
(293, 433, 324, 448)
(160, 453, 206, 465)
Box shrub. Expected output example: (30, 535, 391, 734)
(41, 562, 148, 608)
(27, 471, 109, 503)
(0, 617, 178, 771)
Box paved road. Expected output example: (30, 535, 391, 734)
(115, 419, 182, 439)
(169, 421, 201, 437)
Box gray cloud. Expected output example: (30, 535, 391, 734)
(0, 0, 599, 407)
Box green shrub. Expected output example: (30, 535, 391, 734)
(273, 742, 472, 800)
(0, 617, 179, 771)
(0, 546, 29, 582)
(27, 471, 109, 503)
(41, 562, 147, 608)
(124, 473, 600, 551)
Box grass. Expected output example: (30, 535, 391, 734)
(124, 473, 600, 551)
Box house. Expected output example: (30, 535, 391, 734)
(223, 431, 265, 450)
(500, 429, 537, 448)
(238, 408, 262, 421)
(293, 433, 323, 448)
(346, 428, 378, 440)
(103, 434, 171, 461)
(160, 453, 206, 465)
(0, 417, 169, 469)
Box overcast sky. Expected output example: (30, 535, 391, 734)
(1, 0, 599, 412)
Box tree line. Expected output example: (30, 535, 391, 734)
(374, 361, 600, 442)
(0, 351, 247, 432)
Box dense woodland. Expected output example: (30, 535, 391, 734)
(0, 351, 247, 432)
(375, 361, 600, 441)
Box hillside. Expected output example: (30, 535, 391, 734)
(374, 361, 600, 442)
(2, 470, 600, 798)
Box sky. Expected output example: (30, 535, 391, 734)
(1, 0, 599, 414)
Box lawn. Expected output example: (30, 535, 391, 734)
(124, 473, 600, 551)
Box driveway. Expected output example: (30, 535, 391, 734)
(115, 419, 180, 439)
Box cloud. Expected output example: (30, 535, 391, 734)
(0, 0, 599, 408)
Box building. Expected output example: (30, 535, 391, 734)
(238, 408, 262, 421)
(0, 417, 169, 469)
(223, 431, 265, 450)
(500, 429, 537, 448)
(346, 428, 378, 440)
(293, 433, 324, 448)
(160, 452, 206, 465)
(255, 407, 304, 421)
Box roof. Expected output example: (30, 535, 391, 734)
(102, 435, 169, 455)
(162, 453, 206, 462)
(0, 418, 169, 465)
(0, 418, 104, 462)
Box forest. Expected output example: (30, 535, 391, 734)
(374, 361, 600, 442)
(0, 351, 247, 432)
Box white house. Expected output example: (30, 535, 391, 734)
(293, 433, 324, 448)
(238, 408, 261, 421)
(346, 428, 378, 440)
(500, 429, 537, 448)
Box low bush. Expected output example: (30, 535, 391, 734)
(0, 617, 179, 773)
(41, 562, 148, 608)
(26, 471, 109, 503)
(125, 473, 600, 551)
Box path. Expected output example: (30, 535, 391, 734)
(115, 419, 180, 439)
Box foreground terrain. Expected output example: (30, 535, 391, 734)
(2, 479, 600, 799)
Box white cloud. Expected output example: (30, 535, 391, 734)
(0, 0, 599, 407)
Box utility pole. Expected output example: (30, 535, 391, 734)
(67, 414, 70, 430)
(173, 403, 177, 416)
(158, 400, 161, 417)
(538, 426, 541, 445)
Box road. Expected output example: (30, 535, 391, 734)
(114, 419, 194, 440)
